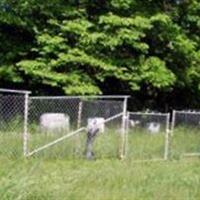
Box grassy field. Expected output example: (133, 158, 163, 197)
(1, 157, 200, 200)
(0, 127, 200, 199)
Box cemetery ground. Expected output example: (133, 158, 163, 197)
(1, 156, 200, 200)
(0, 128, 200, 199)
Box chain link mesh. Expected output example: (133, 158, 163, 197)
(2, 89, 200, 162)
(0, 92, 26, 159)
(0, 90, 176, 162)
(171, 110, 200, 159)
(27, 96, 125, 159)
(127, 112, 170, 161)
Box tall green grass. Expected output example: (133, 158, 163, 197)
(1, 126, 200, 199)
(127, 128, 166, 160)
(171, 126, 200, 159)
(0, 158, 200, 200)
(1, 126, 200, 160)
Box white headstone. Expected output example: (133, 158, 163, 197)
(147, 122, 160, 134)
(40, 113, 70, 133)
(129, 120, 140, 128)
(87, 117, 105, 133)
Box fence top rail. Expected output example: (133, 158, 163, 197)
(128, 111, 169, 116)
(30, 95, 130, 99)
(174, 110, 200, 114)
(0, 88, 31, 94)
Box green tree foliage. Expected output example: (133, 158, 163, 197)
(0, 0, 200, 108)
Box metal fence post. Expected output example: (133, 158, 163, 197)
(119, 97, 128, 159)
(77, 101, 83, 129)
(124, 111, 130, 158)
(23, 92, 29, 157)
(171, 110, 176, 136)
(164, 113, 170, 160)
(75, 100, 83, 153)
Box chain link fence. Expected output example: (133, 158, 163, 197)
(26, 96, 128, 159)
(171, 110, 200, 159)
(0, 90, 128, 160)
(0, 89, 172, 162)
(0, 89, 30, 159)
(4, 88, 200, 162)
(127, 112, 170, 161)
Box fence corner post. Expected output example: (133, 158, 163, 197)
(119, 96, 129, 160)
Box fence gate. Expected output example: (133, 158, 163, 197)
(171, 110, 200, 159)
(26, 96, 129, 159)
(127, 112, 170, 161)
(0, 89, 30, 159)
